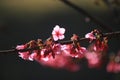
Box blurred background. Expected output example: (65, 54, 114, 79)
(0, 0, 120, 80)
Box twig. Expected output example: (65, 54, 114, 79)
(60, 0, 113, 32)
(0, 31, 120, 54)
(0, 47, 39, 54)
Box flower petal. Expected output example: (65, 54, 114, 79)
(59, 35, 65, 40)
(59, 28, 65, 34)
(53, 25, 60, 31)
(52, 30, 56, 35)
(16, 45, 25, 50)
(53, 35, 59, 41)
(85, 33, 95, 40)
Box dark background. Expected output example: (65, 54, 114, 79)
(0, 0, 120, 80)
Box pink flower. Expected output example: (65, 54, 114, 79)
(85, 52, 101, 68)
(18, 52, 30, 60)
(85, 32, 96, 42)
(29, 52, 38, 61)
(107, 52, 120, 73)
(93, 40, 108, 52)
(70, 46, 86, 58)
(61, 44, 86, 58)
(16, 45, 26, 50)
(107, 62, 120, 73)
(61, 44, 71, 56)
(40, 49, 53, 61)
(52, 25, 65, 41)
(39, 53, 80, 72)
(52, 44, 61, 54)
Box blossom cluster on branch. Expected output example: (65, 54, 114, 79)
(15, 25, 120, 72)
(107, 51, 120, 73)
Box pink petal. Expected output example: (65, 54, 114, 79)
(85, 33, 95, 40)
(28, 53, 37, 61)
(59, 28, 65, 34)
(79, 47, 87, 53)
(18, 52, 29, 60)
(58, 35, 65, 40)
(53, 25, 60, 32)
(42, 57, 49, 61)
(16, 45, 25, 50)
(52, 30, 56, 35)
(29, 57, 34, 61)
(53, 35, 59, 41)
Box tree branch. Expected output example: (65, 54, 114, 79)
(60, 0, 113, 32)
(0, 31, 120, 54)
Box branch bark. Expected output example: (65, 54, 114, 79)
(0, 31, 120, 54)
(60, 0, 113, 32)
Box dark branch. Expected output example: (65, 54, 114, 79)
(0, 47, 40, 54)
(0, 31, 120, 54)
(60, 0, 113, 32)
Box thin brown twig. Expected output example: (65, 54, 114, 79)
(60, 0, 113, 32)
(0, 31, 120, 54)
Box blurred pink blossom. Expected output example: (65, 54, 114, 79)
(107, 62, 120, 73)
(85, 52, 101, 68)
(38, 54, 80, 72)
(107, 52, 120, 73)
(85, 17, 90, 22)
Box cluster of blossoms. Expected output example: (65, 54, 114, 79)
(107, 52, 120, 73)
(16, 25, 119, 73)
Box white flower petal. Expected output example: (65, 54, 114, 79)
(42, 57, 49, 61)
(54, 25, 60, 31)
(86, 33, 96, 39)
(59, 35, 65, 40)
(16, 45, 25, 50)
(52, 30, 56, 35)
(53, 35, 59, 41)
(28, 56, 34, 61)
(85, 33, 90, 38)
(59, 28, 65, 34)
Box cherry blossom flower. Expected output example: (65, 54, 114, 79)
(16, 45, 26, 50)
(52, 43, 61, 54)
(29, 52, 38, 61)
(16, 45, 30, 60)
(70, 46, 86, 58)
(40, 48, 55, 61)
(60, 44, 86, 58)
(85, 52, 101, 68)
(93, 40, 108, 52)
(52, 25, 65, 41)
(85, 32, 96, 42)
(70, 34, 87, 58)
(107, 52, 120, 73)
(18, 51, 30, 60)
(71, 34, 79, 41)
(107, 62, 120, 73)
(60, 45, 70, 57)
(38, 53, 80, 72)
